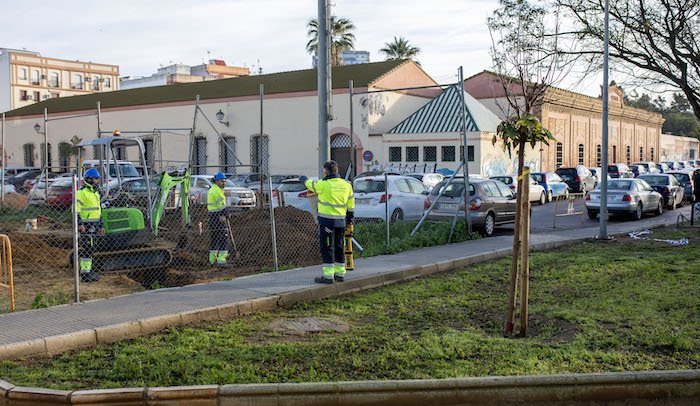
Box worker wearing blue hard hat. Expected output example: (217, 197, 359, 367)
(207, 172, 230, 266)
(76, 167, 104, 282)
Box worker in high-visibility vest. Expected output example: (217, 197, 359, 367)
(76, 168, 104, 283)
(207, 172, 230, 266)
(300, 160, 355, 284)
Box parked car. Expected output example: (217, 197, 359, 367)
(27, 180, 54, 205)
(682, 160, 697, 169)
(585, 179, 663, 220)
(661, 161, 681, 171)
(490, 175, 547, 205)
(406, 172, 445, 191)
(633, 162, 660, 174)
(1, 183, 17, 195)
(277, 178, 314, 213)
(629, 164, 648, 177)
(1, 166, 38, 178)
(353, 175, 429, 222)
(189, 175, 256, 209)
(531, 172, 570, 202)
(81, 159, 141, 180)
(607, 163, 634, 179)
(228, 173, 267, 189)
(637, 174, 684, 210)
(45, 178, 74, 208)
(657, 162, 671, 173)
(588, 167, 613, 185)
(428, 177, 517, 237)
(6, 169, 42, 192)
(107, 177, 159, 208)
(555, 165, 597, 193)
(666, 171, 695, 204)
(355, 170, 402, 179)
(23, 172, 61, 193)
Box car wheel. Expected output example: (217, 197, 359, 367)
(390, 208, 403, 223)
(547, 190, 553, 202)
(481, 212, 495, 237)
(669, 198, 676, 210)
(538, 192, 545, 205)
(587, 209, 598, 220)
(655, 199, 663, 216)
(633, 203, 643, 220)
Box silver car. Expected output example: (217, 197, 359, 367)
(585, 179, 663, 220)
(190, 175, 257, 209)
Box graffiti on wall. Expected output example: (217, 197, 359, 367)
(481, 153, 540, 178)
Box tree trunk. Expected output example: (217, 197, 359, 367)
(503, 141, 527, 336)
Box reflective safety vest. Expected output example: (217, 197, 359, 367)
(304, 176, 354, 221)
(76, 183, 101, 222)
(207, 183, 226, 212)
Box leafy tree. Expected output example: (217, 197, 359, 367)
(306, 16, 356, 66)
(626, 91, 700, 138)
(554, 0, 700, 121)
(379, 37, 421, 62)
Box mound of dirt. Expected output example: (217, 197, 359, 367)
(2, 193, 28, 209)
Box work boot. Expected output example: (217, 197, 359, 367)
(334, 274, 345, 282)
(80, 272, 101, 283)
(314, 276, 334, 284)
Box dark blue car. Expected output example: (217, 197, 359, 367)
(531, 172, 570, 202)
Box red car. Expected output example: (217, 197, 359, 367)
(45, 178, 73, 208)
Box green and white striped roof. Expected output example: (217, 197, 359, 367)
(389, 85, 501, 134)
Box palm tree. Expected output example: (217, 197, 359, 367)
(306, 16, 356, 66)
(379, 37, 421, 62)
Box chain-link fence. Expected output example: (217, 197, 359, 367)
(0, 68, 488, 313)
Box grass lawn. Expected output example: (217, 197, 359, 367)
(1, 228, 698, 390)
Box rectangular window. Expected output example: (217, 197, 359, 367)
(406, 146, 419, 162)
(93, 77, 100, 91)
(612, 145, 617, 163)
(105, 78, 111, 88)
(441, 146, 455, 162)
(23, 144, 35, 167)
(219, 136, 237, 173)
(49, 73, 59, 87)
(194, 137, 207, 175)
(556, 142, 563, 167)
(40, 143, 52, 169)
(33, 91, 40, 102)
(389, 146, 402, 162)
(19, 90, 28, 101)
(423, 146, 436, 162)
(19, 68, 27, 80)
(250, 134, 269, 174)
(31, 70, 40, 85)
(459, 145, 475, 162)
(578, 144, 585, 165)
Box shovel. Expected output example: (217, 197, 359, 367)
(224, 218, 242, 260)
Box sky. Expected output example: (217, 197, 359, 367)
(0, 0, 601, 95)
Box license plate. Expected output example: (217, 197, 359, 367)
(356, 198, 371, 205)
(439, 203, 459, 211)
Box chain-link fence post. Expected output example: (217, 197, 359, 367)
(385, 172, 389, 245)
(71, 174, 80, 303)
(268, 175, 278, 272)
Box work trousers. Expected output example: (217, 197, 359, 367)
(79, 233, 96, 273)
(209, 214, 229, 252)
(320, 224, 345, 267)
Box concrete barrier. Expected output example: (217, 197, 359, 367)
(0, 370, 698, 405)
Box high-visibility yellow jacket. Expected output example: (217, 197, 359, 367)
(303, 175, 354, 223)
(76, 183, 102, 225)
(207, 183, 227, 213)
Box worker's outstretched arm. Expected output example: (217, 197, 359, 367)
(300, 176, 323, 194)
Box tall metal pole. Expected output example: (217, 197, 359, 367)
(259, 83, 265, 199)
(96, 101, 102, 138)
(43, 108, 49, 202)
(268, 176, 279, 272)
(188, 95, 200, 175)
(349, 79, 355, 179)
(1, 113, 5, 204)
(72, 174, 80, 303)
(599, 0, 610, 239)
(317, 0, 330, 177)
(457, 67, 472, 232)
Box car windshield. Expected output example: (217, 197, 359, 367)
(354, 179, 386, 193)
(278, 181, 306, 192)
(491, 176, 513, 185)
(271, 175, 292, 183)
(640, 175, 668, 185)
(607, 180, 633, 190)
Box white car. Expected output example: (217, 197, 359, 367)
(490, 175, 547, 205)
(189, 175, 256, 209)
(406, 172, 445, 191)
(27, 180, 53, 205)
(353, 175, 430, 222)
(1, 183, 17, 195)
(277, 178, 316, 213)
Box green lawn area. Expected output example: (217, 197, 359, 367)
(1, 229, 698, 390)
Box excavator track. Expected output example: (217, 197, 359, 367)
(93, 247, 173, 273)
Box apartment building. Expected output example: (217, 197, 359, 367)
(0, 48, 119, 113)
(120, 60, 250, 90)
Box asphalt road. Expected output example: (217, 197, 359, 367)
(494, 197, 694, 236)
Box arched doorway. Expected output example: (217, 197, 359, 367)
(330, 133, 353, 177)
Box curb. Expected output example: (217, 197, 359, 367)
(1, 369, 698, 405)
(0, 226, 671, 361)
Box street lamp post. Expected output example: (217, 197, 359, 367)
(33, 109, 49, 202)
(599, 0, 610, 239)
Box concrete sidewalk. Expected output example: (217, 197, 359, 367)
(0, 207, 691, 360)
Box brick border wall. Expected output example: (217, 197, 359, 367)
(1, 370, 699, 405)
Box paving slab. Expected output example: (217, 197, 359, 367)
(0, 209, 689, 358)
